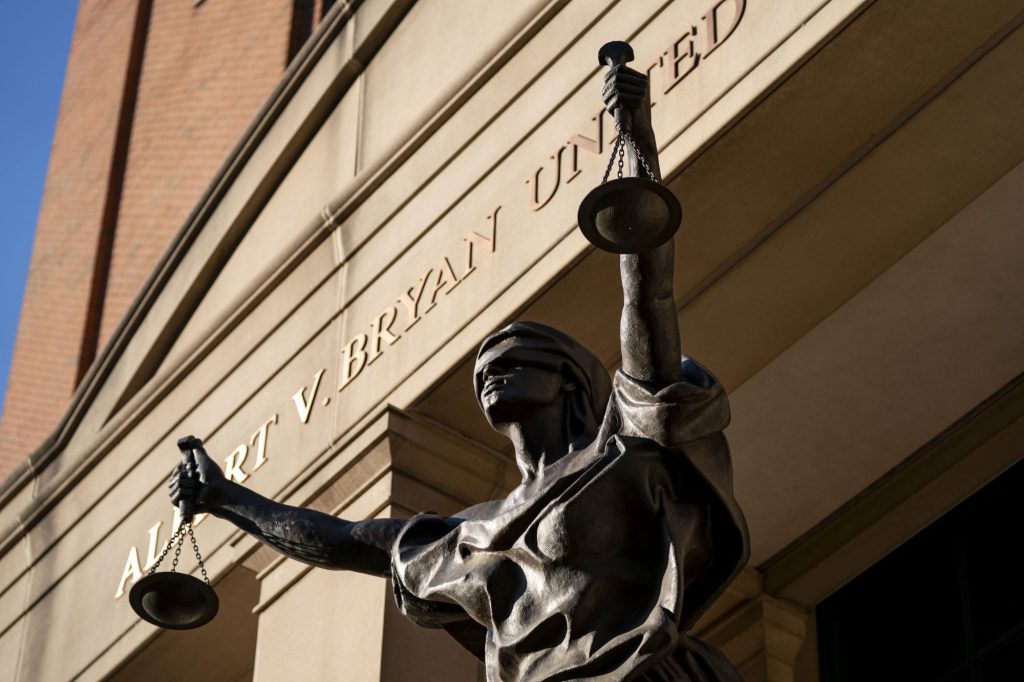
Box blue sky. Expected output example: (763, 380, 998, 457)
(0, 4, 78, 418)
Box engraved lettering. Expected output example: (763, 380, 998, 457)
(703, 0, 745, 57)
(114, 546, 142, 599)
(397, 269, 433, 331)
(663, 28, 700, 94)
(527, 146, 566, 211)
(368, 307, 401, 364)
(565, 109, 605, 184)
(424, 257, 461, 314)
(339, 333, 368, 390)
(462, 207, 500, 280)
(250, 414, 278, 471)
(143, 521, 164, 571)
(223, 444, 250, 483)
(292, 368, 326, 424)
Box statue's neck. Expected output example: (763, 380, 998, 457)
(505, 406, 571, 484)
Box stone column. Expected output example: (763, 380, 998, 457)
(694, 569, 814, 682)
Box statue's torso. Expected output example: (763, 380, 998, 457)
(402, 436, 707, 681)
(392, 361, 747, 681)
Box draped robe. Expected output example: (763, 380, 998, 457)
(392, 355, 749, 682)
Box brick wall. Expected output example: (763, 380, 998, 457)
(98, 0, 294, 347)
(0, 0, 299, 480)
(0, 0, 145, 478)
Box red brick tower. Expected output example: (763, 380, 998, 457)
(0, 0, 330, 480)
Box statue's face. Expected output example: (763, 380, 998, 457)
(479, 358, 568, 425)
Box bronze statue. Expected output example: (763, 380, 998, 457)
(168, 48, 748, 681)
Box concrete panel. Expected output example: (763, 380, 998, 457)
(0, 566, 29, 640)
(770, 410, 1024, 607)
(0, 618, 24, 681)
(729, 159, 1024, 562)
(358, 0, 549, 171)
(0, 485, 33, 593)
(252, 566, 387, 682)
(673, 8, 1024, 393)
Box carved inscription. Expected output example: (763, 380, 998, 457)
(338, 207, 499, 391)
(116, 0, 746, 599)
(115, 208, 502, 599)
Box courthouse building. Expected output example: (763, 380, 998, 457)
(1, 0, 1022, 680)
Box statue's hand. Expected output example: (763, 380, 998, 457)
(602, 63, 652, 133)
(168, 437, 226, 516)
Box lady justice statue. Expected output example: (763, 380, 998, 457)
(168, 45, 749, 681)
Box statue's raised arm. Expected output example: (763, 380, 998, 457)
(602, 61, 686, 388)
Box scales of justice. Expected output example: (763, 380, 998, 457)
(131, 41, 748, 682)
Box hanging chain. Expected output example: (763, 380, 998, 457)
(616, 130, 626, 179)
(148, 523, 185, 575)
(619, 128, 658, 181)
(600, 134, 622, 184)
(169, 525, 184, 573)
(632, 136, 658, 181)
(601, 123, 658, 184)
(145, 519, 210, 585)
(188, 524, 211, 585)
(142, 453, 212, 584)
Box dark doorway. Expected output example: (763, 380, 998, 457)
(817, 457, 1024, 682)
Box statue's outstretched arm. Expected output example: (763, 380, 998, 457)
(169, 439, 401, 577)
(604, 66, 685, 387)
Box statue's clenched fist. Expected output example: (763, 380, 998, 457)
(168, 436, 225, 516)
(602, 63, 648, 114)
(606, 66, 654, 131)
